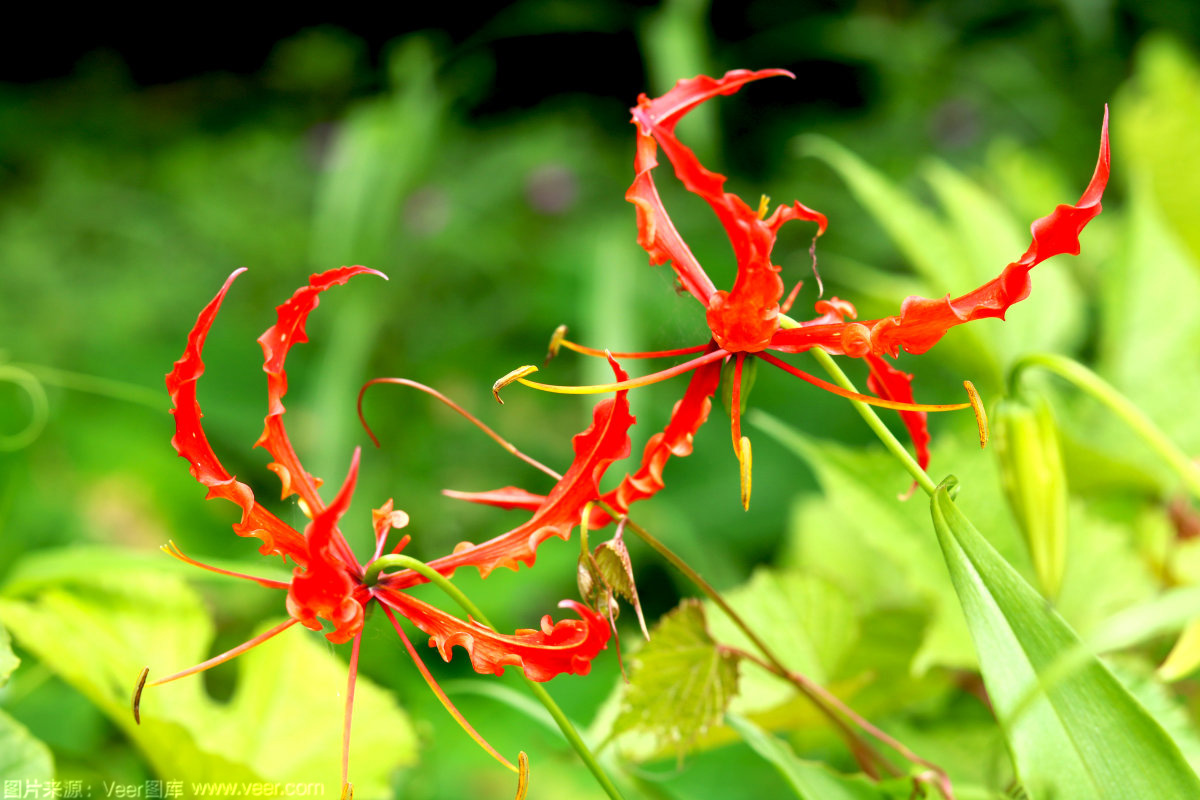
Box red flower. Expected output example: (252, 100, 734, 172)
(141, 267, 632, 790)
(495, 69, 1110, 513)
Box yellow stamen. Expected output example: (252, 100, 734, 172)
(340, 785, 353, 800)
(546, 325, 569, 362)
(757, 194, 771, 220)
(555, 336, 710, 360)
(493, 365, 540, 404)
(515, 752, 530, 800)
(132, 667, 149, 725)
(380, 604, 518, 773)
(508, 349, 728, 397)
(759, 352, 971, 414)
(965, 380, 988, 449)
(147, 618, 299, 688)
(161, 540, 290, 590)
(738, 436, 753, 511)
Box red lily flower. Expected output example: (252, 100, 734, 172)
(493, 69, 1110, 513)
(140, 267, 631, 792)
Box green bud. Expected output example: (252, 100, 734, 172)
(994, 393, 1068, 599)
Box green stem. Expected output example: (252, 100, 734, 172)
(1010, 353, 1200, 501)
(617, 514, 901, 780)
(15, 362, 163, 409)
(728, 646, 952, 798)
(365, 554, 626, 800)
(809, 347, 938, 496)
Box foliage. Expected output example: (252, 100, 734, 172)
(3, 7, 1200, 800)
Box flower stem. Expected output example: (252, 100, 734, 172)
(808, 347, 938, 496)
(727, 645, 954, 799)
(366, 554, 626, 800)
(617, 513, 923, 784)
(1010, 353, 1200, 501)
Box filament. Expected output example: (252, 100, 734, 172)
(503, 349, 728, 397)
(379, 603, 518, 773)
(359, 377, 559, 480)
(758, 352, 971, 413)
(145, 618, 299, 688)
(161, 540, 290, 590)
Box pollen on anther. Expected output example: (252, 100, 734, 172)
(965, 381, 988, 449)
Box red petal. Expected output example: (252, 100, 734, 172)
(256, 267, 387, 514)
(387, 359, 635, 587)
(589, 353, 723, 528)
(626, 70, 795, 305)
(286, 449, 366, 644)
(867, 110, 1111, 357)
(627, 118, 718, 305)
(441, 487, 547, 511)
(631, 70, 827, 353)
(166, 269, 308, 565)
(376, 590, 610, 682)
(864, 354, 930, 471)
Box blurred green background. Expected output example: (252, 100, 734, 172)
(3, 1, 1200, 798)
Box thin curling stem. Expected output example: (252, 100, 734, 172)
(358, 377, 559, 480)
(366, 554, 626, 800)
(1010, 353, 1200, 501)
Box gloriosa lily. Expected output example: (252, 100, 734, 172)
(494, 69, 1110, 512)
(137, 267, 634, 794)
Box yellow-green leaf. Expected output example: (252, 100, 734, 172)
(613, 599, 739, 756)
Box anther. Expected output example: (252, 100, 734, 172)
(132, 667, 149, 725)
(965, 381, 988, 449)
(757, 194, 771, 221)
(545, 325, 568, 363)
(738, 436, 753, 511)
(492, 366, 539, 404)
(515, 751, 530, 800)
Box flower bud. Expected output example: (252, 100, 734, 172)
(994, 393, 1068, 599)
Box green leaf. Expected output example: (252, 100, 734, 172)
(706, 568, 857, 714)
(613, 599, 740, 756)
(0, 707, 53, 782)
(726, 712, 887, 800)
(0, 560, 415, 795)
(0, 620, 17, 686)
(798, 135, 968, 291)
(1095, 169, 1200, 456)
(755, 410, 1007, 673)
(930, 478, 1200, 799)
(798, 135, 1002, 385)
(1118, 34, 1200, 268)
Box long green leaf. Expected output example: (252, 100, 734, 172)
(930, 478, 1200, 799)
